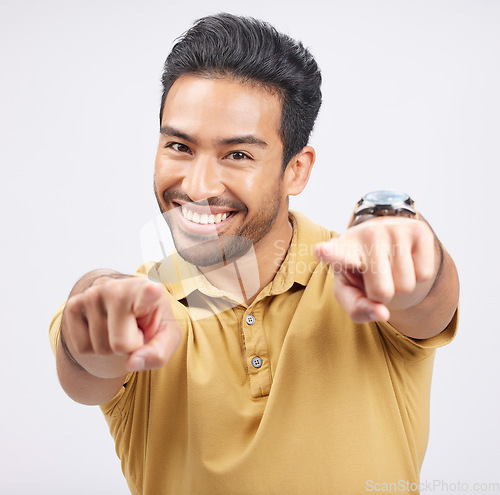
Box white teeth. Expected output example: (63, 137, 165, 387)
(181, 206, 232, 225)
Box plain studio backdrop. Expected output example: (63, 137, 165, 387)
(1, 0, 498, 493)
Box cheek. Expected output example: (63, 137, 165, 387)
(154, 156, 182, 190)
(221, 155, 283, 191)
(228, 172, 284, 211)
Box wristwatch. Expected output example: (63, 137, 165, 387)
(348, 190, 417, 227)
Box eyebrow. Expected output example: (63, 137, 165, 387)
(160, 126, 196, 143)
(160, 125, 268, 148)
(218, 136, 268, 148)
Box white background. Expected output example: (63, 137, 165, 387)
(1, 0, 499, 493)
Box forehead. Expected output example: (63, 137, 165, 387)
(161, 75, 283, 142)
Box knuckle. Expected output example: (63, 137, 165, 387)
(395, 279, 416, 295)
(109, 326, 143, 355)
(84, 287, 101, 307)
(107, 286, 128, 306)
(364, 227, 379, 243)
(144, 281, 167, 300)
(359, 223, 382, 241)
(110, 337, 133, 355)
(367, 286, 393, 305)
(416, 264, 435, 282)
(414, 222, 434, 244)
(414, 219, 431, 234)
(65, 296, 83, 316)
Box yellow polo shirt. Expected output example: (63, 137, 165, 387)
(49, 211, 458, 495)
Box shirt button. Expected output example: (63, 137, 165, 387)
(245, 314, 255, 325)
(252, 357, 263, 368)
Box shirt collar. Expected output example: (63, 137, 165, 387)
(268, 210, 333, 295)
(144, 210, 334, 302)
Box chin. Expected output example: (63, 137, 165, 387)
(175, 233, 254, 267)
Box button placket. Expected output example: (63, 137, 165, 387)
(241, 306, 272, 398)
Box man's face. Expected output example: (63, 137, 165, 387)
(154, 75, 289, 267)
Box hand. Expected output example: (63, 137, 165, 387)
(61, 275, 181, 378)
(314, 217, 440, 323)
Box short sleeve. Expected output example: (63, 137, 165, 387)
(99, 371, 138, 417)
(376, 307, 459, 361)
(49, 302, 66, 357)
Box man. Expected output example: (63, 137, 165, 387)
(50, 13, 459, 495)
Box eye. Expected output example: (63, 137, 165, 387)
(227, 151, 252, 160)
(165, 142, 191, 154)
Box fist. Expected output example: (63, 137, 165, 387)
(61, 275, 181, 378)
(315, 217, 440, 323)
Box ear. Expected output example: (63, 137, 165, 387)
(283, 146, 315, 196)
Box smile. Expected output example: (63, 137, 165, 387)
(178, 204, 236, 227)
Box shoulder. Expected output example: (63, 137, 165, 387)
(289, 210, 338, 243)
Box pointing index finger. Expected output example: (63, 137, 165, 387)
(315, 238, 365, 270)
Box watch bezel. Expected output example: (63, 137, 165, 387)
(349, 190, 417, 227)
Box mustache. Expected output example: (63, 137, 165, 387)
(162, 189, 248, 213)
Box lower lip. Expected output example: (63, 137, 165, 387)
(172, 206, 237, 235)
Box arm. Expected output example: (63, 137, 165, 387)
(56, 269, 181, 405)
(315, 216, 459, 339)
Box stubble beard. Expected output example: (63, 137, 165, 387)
(155, 185, 283, 268)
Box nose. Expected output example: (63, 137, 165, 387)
(181, 156, 225, 202)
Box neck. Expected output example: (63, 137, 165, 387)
(200, 211, 293, 305)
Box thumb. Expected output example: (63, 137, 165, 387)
(132, 282, 172, 342)
(128, 282, 181, 372)
(126, 318, 181, 372)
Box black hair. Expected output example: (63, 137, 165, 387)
(159, 13, 322, 169)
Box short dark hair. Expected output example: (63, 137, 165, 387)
(159, 13, 322, 168)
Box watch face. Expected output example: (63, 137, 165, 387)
(363, 190, 409, 205)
